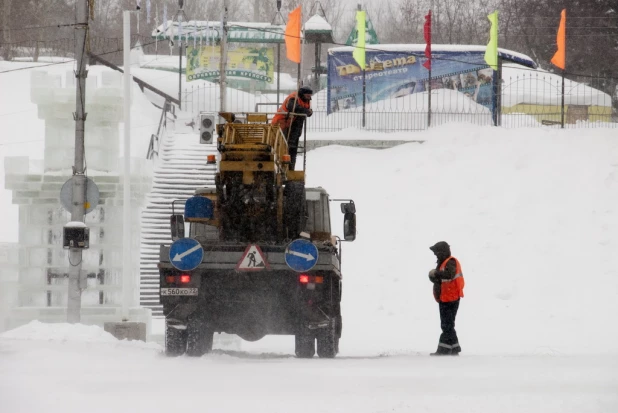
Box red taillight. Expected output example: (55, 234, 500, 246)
(180, 274, 191, 283)
(165, 276, 175, 284)
(299, 274, 310, 284)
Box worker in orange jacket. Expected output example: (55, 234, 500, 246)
(271, 86, 313, 170)
(428, 241, 465, 356)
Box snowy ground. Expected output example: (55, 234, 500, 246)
(2, 61, 618, 412)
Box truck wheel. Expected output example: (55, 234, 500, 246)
(186, 320, 214, 357)
(316, 319, 338, 358)
(295, 332, 315, 358)
(165, 322, 187, 357)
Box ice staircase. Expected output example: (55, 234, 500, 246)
(139, 128, 217, 317)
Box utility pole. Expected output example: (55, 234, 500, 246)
(177, 1, 187, 110)
(274, 0, 283, 106)
(122, 10, 133, 321)
(67, 0, 89, 323)
(220, 0, 228, 112)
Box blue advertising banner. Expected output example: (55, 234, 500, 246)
(327, 48, 498, 114)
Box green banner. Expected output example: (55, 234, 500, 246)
(345, 13, 379, 46)
(186, 45, 274, 83)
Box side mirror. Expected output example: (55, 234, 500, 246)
(170, 214, 185, 240)
(340, 201, 356, 214)
(343, 212, 356, 241)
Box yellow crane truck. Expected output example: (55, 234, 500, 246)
(158, 112, 356, 358)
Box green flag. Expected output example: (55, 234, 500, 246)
(353, 10, 366, 68)
(484, 11, 498, 70)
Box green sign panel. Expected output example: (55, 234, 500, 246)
(186, 45, 274, 83)
(345, 13, 379, 46)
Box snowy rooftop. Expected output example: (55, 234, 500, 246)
(152, 20, 290, 43)
(305, 14, 332, 32)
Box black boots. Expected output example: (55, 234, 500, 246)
(430, 343, 461, 356)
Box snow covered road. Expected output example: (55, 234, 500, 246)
(1, 330, 617, 413)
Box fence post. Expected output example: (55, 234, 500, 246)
(497, 58, 503, 126)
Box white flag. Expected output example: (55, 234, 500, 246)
(146, 0, 151, 24)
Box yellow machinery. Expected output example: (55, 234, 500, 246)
(213, 112, 306, 242)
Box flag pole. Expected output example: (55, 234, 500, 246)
(426, 9, 432, 128)
(356, 4, 366, 128)
(362, 65, 366, 128)
(560, 18, 566, 129)
(560, 70, 565, 128)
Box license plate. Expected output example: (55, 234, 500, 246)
(160, 288, 198, 296)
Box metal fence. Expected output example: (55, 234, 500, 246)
(3, 36, 615, 131)
(182, 71, 617, 132)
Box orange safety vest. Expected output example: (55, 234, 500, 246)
(439, 257, 465, 302)
(271, 92, 310, 130)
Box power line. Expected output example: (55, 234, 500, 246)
(0, 23, 80, 32)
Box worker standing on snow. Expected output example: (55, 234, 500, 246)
(271, 86, 313, 170)
(428, 241, 465, 356)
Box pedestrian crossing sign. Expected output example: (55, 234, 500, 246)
(236, 244, 270, 271)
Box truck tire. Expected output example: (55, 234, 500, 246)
(295, 331, 315, 358)
(316, 318, 338, 358)
(186, 320, 214, 357)
(165, 322, 187, 357)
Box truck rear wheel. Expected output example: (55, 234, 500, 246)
(316, 318, 338, 358)
(295, 330, 315, 358)
(186, 320, 214, 357)
(165, 322, 187, 357)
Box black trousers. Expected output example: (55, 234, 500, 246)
(438, 299, 461, 353)
(282, 122, 304, 171)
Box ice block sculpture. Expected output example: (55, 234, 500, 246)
(2, 68, 153, 331)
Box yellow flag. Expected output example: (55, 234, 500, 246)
(353, 10, 366, 68)
(484, 11, 498, 70)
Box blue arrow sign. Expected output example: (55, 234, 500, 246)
(169, 238, 204, 271)
(285, 239, 319, 272)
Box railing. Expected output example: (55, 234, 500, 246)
(147, 100, 175, 160)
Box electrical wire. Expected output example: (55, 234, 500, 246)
(0, 22, 81, 32)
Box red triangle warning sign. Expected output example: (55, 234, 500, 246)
(236, 244, 270, 271)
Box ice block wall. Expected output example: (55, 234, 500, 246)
(2, 68, 153, 329)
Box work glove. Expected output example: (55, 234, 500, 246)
(428, 269, 438, 282)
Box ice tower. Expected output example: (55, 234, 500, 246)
(2, 68, 152, 332)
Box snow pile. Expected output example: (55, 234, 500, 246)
(1, 320, 117, 343)
(0, 320, 160, 350)
(301, 123, 618, 356)
(502, 64, 612, 107)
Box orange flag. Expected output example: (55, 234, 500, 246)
(551, 9, 566, 70)
(285, 6, 302, 64)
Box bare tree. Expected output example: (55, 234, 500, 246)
(2, 0, 11, 60)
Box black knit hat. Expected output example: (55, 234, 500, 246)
(298, 86, 313, 96)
